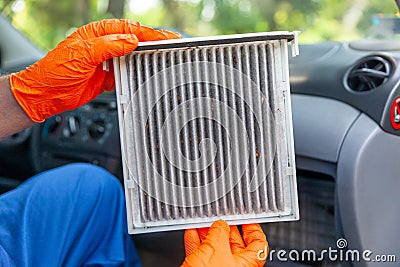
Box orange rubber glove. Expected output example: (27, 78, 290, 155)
(9, 19, 181, 122)
(181, 220, 269, 267)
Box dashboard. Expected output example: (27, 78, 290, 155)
(291, 40, 400, 136)
(0, 93, 122, 179)
(30, 93, 122, 176)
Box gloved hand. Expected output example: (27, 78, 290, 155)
(181, 220, 268, 267)
(10, 19, 181, 122)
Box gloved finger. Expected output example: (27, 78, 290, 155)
(72, 19, 141, 40)
(195, 220, 231, 259)
(197, 226, 210, 242)
(242, 224, 268, 253)
(184, 228, 201, 256)
(181, 221, 232, 267)
(197, 220, 229, 243)
(229, 225, 246, 254)
(102, 63, 116, 91)
(87, 33, 139, 66)
(136, 25, 182, 42)
(72, 19, 181, 42)
(228, 224, 268, 267)
(87, 64, 115, 93)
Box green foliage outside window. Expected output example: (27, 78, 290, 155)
(0, 0, 398, 51)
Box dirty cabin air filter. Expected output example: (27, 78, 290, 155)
(113, 31, 300, 234)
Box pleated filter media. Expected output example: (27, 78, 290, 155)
(113, 32, 300, 233)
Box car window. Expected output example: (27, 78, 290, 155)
(0, 0, 399, 51)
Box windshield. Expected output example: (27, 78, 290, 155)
(370, 15, 400, 38)
(0, 0, 399, 50)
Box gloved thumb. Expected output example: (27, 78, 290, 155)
(86, 34, 139, 66)
(184, 220, 231, 257)
(198, 220, 231, 254)
(184, 228, 201, 256)
(237, 224, 268, 267)
(182, 220, 231, 267)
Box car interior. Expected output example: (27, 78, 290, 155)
(1, 3, 400, 266)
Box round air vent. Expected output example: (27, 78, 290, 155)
(345, 55, 393, 92)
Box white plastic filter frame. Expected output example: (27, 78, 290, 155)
(113, 31, 300, 234)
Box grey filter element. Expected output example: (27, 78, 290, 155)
(113, 31, 300, 234)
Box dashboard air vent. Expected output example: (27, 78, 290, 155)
(345, 55, 392, 92)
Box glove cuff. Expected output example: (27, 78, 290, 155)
(10, 73, 46, 123)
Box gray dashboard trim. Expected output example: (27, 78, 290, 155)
(295, 156, 337, 178)
(291, 94, 361, 163)
(337, 114, 400, 267)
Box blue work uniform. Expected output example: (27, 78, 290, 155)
(0, 163, 141, 267)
